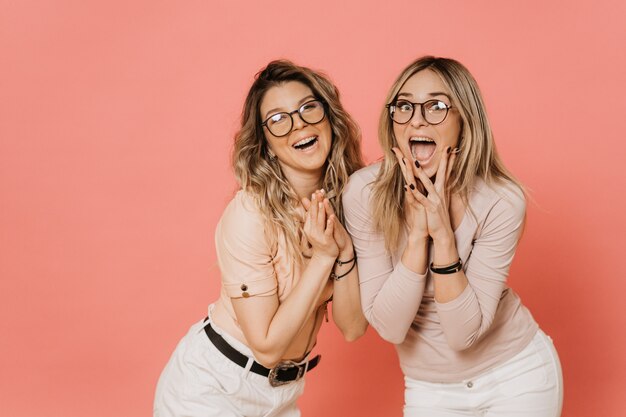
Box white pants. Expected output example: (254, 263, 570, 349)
(404, 330, 563, 417)
(154, 317, 305, 417)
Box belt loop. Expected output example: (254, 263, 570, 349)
(198, 316, 210, 334)
(243, 357, 254, 377)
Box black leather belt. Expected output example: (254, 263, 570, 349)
(203, 320, 321, 387)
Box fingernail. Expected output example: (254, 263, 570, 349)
(409, 184, 415, 190)
(446, 147, 451, 154)
(402, 159, 406, 166)
(452, 147, 460, 154)
(404, 185, 408, 191)
(414, 160, 420, 168)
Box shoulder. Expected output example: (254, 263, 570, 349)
(470, 178, 526, 226)
(223, 190, 261, 217)
(344, 162, 381, 203)
(480, 177, 524, 206)
(219, 190, 266, 234)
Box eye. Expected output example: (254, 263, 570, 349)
(301, 101, 321, 113)
(268, 113, 289, 125)
(395, 100, 413, 112)
(426, 100, 448, 112)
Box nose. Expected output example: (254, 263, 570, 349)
(409, 105, 427, 127)
(291, 111, 308, 131)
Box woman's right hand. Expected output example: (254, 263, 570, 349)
(303, 191, 339, 260)
(392, 147, 429, 243)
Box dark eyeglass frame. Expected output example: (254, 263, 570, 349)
(386, 99, 453, 125)
(261, 99, 327, 138)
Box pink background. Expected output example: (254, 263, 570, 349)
(1, 1, 625, 416)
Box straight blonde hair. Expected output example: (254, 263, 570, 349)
(371, 56, 523, 251)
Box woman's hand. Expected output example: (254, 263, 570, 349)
(406, 146, 457, 242)
(302, 191, 339, 260)
(392, 147, 429, 243)
(322, 195, 354, 259)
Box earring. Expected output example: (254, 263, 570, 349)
(267, 148, 276, 161)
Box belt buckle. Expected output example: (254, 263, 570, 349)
(268, 360, 303, 387)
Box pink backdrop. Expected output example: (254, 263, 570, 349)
(1, 1, 625, 416)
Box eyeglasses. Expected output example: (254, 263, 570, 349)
(386, 99, 453, 125)
(261, 100, 326, 137)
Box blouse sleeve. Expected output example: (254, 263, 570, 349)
(343, 169, 428, 344)
(435, 183, 526, 351)
(215, 192, 278, 299)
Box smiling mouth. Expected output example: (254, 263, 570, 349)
(293, 136, 318, 150)
(410, 137, 436, 161)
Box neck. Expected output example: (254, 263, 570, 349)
(279, 163, 323, 201)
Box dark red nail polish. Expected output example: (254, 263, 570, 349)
(402, 159, 406, 165)
(409, 184, 415, 190)
(447, 147, 451, 154)
(414, 160, 420, 168)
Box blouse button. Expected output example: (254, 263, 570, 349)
(242, 291, 250, 298)
(466, 381, 473, 388)
(241, 284, 248, 291)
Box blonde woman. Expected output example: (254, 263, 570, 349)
(343, 56, 563, 416)
(155, 60, 367, 417)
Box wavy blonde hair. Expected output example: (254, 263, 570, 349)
(233, 60, 363, 263)
(372, 56, 523, 251)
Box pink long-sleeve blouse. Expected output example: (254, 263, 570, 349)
(343, 163, 538, 382)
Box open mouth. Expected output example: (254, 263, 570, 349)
(410, 137, 436, 162)
(293, 136, 318, 150)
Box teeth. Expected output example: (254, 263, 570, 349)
(294, 136, 317, 147)
(410, 136, 435, 143)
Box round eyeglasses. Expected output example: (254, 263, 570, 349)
(261, 100, 326, 137)
(386, 99, 453, 125)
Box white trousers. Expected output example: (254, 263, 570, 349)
(404, 330, 563, 417)
(154, 317, 305, 417)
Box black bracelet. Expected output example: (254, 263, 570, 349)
(335, 255, 355, 266)
(429, 258, 463, 274)
(331, 259, 357, 281)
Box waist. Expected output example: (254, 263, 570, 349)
(203, 317, 320, 387)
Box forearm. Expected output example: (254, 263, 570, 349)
(365, 239, 429, 343)
(331, 247, 368, 341)
(432, 235, 467, 303)
(401, 236, 429, 274)
(364, 239, 429, 344)
(267, 254, 334, 344)
(237, 254, 335, 367)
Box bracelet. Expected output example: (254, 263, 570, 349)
(331, 259, 357, 281)
(429, 258, 463, 274)
(335, 254, 355, 266)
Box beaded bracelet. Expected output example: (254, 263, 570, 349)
(429, 258, 463, 274)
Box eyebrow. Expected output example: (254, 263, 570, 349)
(397, 91, 451, 100)
(263, 95, 317, 119)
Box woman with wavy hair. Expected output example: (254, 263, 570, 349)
(344, 56, 563, 416)
(155, 60, 367, 417)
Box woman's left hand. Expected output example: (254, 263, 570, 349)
(407, 147, 457, 242)
(322, 196, 353, 258)
(303, 190, 353, 258)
